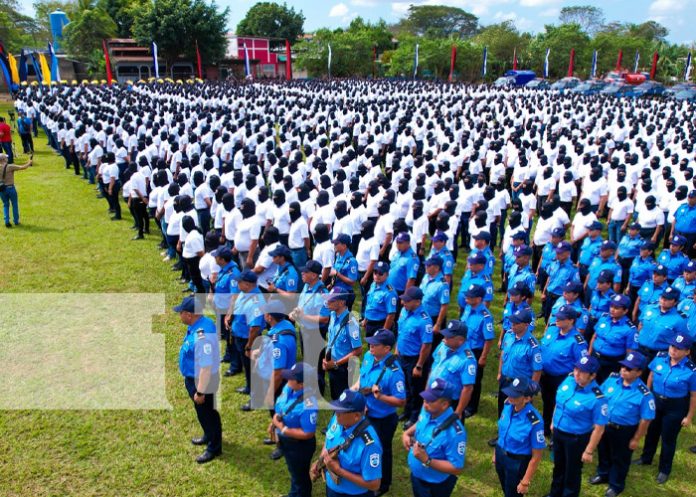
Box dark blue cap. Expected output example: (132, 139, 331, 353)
(654, 264, 668, 276)
(366, 328, 396, 346)
(467, 253, 487, 265)
(610, 294, 631, 308)
(628, 222, 641, 230)
(300, 260, 323, 274)
(687, 260, 696, 272)
(425, 256, 443, 267)
(552, 227, 566, 237)
(510, 308, 533, 324)
(502, 377, 539, 398)
(473, 231, 491, 242)
(661, 286, 680, 300)
(465, 284, 486, 299)
(587, 221, 603, 231)
(330, 389, 367, 412)
(212, 246, 233, 260)
(619, 352, 646, 370)
(395, 232, 411, 243)
(173, 296, 197, 313)
(689, 190, 696, 199)
(597, 270, 614, 284)
(670, 333, 693, 350)
(508, 281, 530, 297)
(441, 319, 468, 338)
(555, 241, 572, 252)
(269, 244, 292, 258)
(400, 286, 424, 302)
(237, 269, 258, 283)
(420, 378, 451, 402)
(555, 305, 579, 320)
(671, 234, 687, 246)
(432, 231, 448, 242)
(601, 240, 617, 251)
(333, 233, 351, 245)
(564, 281, 583, 293)
(575, 355, 600, 373)
(281, 362, 305, 382)
(373, 261, 390, 274)
(326, 286, 352, 302)
(641, 240, 655, 250)
(514, 245, 532, 257)
(511, 231, 527, 240)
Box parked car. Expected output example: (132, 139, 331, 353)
(550, 77, 581, 92)
(494, 70, 537, 87)
(674, 88, 696, 102)
(569, 80, 607, 96)
(665, 83, 696, 98)
(632, 81, 665, 97)
(525, 78, 550, 90)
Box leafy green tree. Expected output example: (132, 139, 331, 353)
(62, 0, 116, 59)
(392, 5, 478, 39)
(386, 36, 481, 80)
(237, 2, 304, 45)
(98, 0, 146, 38)
(559, 5, 605, 35)
(529, 23, 591, 78)
(133, 0, 229, 66)
(1, 0, 40, 51)
(32, 0, 78, 45)
(473, 21, 531, 79)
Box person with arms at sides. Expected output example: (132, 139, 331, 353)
(266, 245, 300, 296)
(633, 264, 669, 322)
(458, 252, 494, 313)
(616, 223, 644, 291)
(671, 190, 696, 259)
(576, 221, 603, 282)
(428, 231, 455, 285)
(541, 241, 579, 323)
(536, 228, 565, 297)
(627, 241, 657, 305)
(671, 260, 696, 296)
(0, 153, 32, 228)
(388, 232, 420, 295)
(324, 287, 362, 400)
(657, 235, 689, 284)
(356, 220, 380, 315)
(401, 378, 467, 497)
(362, 261, 398, 337)
(181, 215, 206, 295)
(636, 286, 687, 367)
(330, 233, 359, 292)
(252, 226, 280, 292)
(233, 198, 261, 271)
(585, 241, 622, 307)
(419, 257, 451, 352)
(288, 201, 311, 269)
(505, 245, 536, 305)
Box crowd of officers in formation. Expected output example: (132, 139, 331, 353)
(17, 78, 696, 497)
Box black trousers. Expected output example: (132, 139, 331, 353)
(184, 255, 205, 294)
(640, 395, 689, 475)
(495, 445, 532, 497)
(368, 413, 398, 492)
(400, 354, 428, 423)
(328, 363, 349, 401)
(107, 183, 121, 218)
(234, 336, 251, 392)
(411, 473, 457, 497)
(468, 348, 485, 415)
(543, 292, 561, 323)
(540, 373, 566, 436)
(459, 211, 471, 248)
(597, 423, 638, 494)
(365, 318, 387, 337)
(592, 351, 622, 385)
(549, 429, 591, 497)
(20, 133, 34, 153)
(131, 198, 149, 236)
(184, 376, 222, 454)
(676, 231, 696, 259)
(279, 436, 316, 497)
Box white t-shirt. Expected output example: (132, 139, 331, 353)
(199, 253, 220, 281)
(183, 230, 204, 258)
(288, 218, 309, 249)
(234, 217, 262, 252)
(571, 212, 598, 241)
(609, 198, 634, 221)
(356, 237, 380, 271)
(256, 242, 279, 290)
(313, 240, 335, 269)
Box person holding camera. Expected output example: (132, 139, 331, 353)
(0, 153, 31, 228)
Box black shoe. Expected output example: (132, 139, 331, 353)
(220, 356, 232, 363)
(132, 235, 144, 240)
(111, 216, 121, 221)
(487, 437, 499, 447)
(241, 402, 251, 412)
(222, 370, 239, 378)
(632, 458, 650, 466)
(235, 386, 249, 394)
(590, 475, 608, 485)
(656, 472, 669, 484)
(270, 447, 283, 460)
(196, 450, 220, 464)
(263, 438, 275, 446)
(5, 223, 11, 228)
(191, 436, 207, 446)
(690, 445, 696, 454)
(605, 488, 619, 497)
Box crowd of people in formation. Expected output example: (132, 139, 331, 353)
(17, 77, 696, 497)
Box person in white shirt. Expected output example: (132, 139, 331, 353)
(607, 186, 634, 243)
(355, 220, 380, 314)
(287, 201, 311, 268)
(253, 227, 280, 292)
(233, 198, 262, 270)
(126, 164, 149, 239)
(181, 215, 206, 294)
(312, 223, 335, 283)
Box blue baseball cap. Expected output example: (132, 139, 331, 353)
(473, 231, 491, 242)
(502, 377, 540, 398)
(395, 232, 411, 243)
(269, 244, 292, 258)
(366, 328, 396, 346)
(555, 241, 572, 253)
(467, 253, 487, 265)
(654, 264, 668, 276)
(670, 333, 693, 350)
(400, 286, 424, 302)
(587, 221, 604, 231)
(575, 355, 600, 373)
(619, 352, 646, 370)
(373, 261, 390, 274)
(641, 240, 655, 251)
(425, 256, 443, 268)
(420, 378, 451, 402)
(597, 270, 614, 284)
(601, 240, 617, 251)
(661, 286, 680, 301)
(555, 305, 579, 320)
(671, 235, 687, 246)
(628, 222, 641, 230)
(264, 300, 288, 315)
(511, 231, 527, 240)
(510, 308, 533, 324)
(686, 260, 696, 272)
(281, 362, 306, 382)
(552, 227, 566, 238)
(432, 231, 448, 242)
(564, 281, 583, 294)
(237, 269, 258, 283)
(326, 286, 352, 302)
(508, 281, 530, 297)
(465, 284, 486, 299)
(330, 389, 367, 412)
(212, 246, 234, 260)
(514, 245, 533, 257)
(441, 319, 468, 338)
(300, 260, 323, 274)
(689, 190, 696, 199)
(610, 294, 631, 309)
(333, 233, 351, 245)
(173, 296, 197, 313)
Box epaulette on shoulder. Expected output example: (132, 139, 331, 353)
(529, 337, 539, 348)
(609, 372, 620, 378)
(656, 351, 668, 358)
(574, 334, 586, 345)
(482, 309, 492, 318)
(592, 386, 604, 399)
(386, 284, 394, 292)
(421, 311, 429, 319)
(526, 410, 541, 425)
(465, 349, 475, 359)
(687, 360, 696, 372)
(637, 383, 650, 395)
(361, 431, 375, 445)
(452, 420, 464, 434)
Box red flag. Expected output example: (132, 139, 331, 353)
(568, 48, 575, 77)
(285, 39, 292, 80)
(195, 41, 203, 79)
(616, 50, 623, 71)
(650, 51, 659, 80)
(513, 48, 517, 70)
(449, 45, 457, 82)
(102, 39, 113, 85)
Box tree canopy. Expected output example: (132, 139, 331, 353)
(393, 5, 478, 39)
(236, 2, 305, 44)
(559, 5, 605, 35)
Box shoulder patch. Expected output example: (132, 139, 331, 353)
(637, 383, 650, 395)
(592, 386, 604, 399)
(482, 309, 491, 318)
(361, 431, 375, 445)
(574, 334, 586, 345)
(526, 410, 541, 425)
(452, 420, 464, 434)
(656, 351, 668, 358)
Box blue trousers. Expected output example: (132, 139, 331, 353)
(411, 473, 457, 497)
(279, 436, 316, 497)
(1, 141, 13, 164)
(608, 220, 625, 244)
(640, 395, 689, 475)
(597, 423, 637, 494)
(0, 185, 19, 224)
(549, 429, 591, 497)
(495, 445, 532, 497)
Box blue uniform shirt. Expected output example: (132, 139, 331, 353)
(657, 250, 688, 281)
(327, 309, 361, 361)
(364, 281, 398, 321)
(500, 330, 543, 380)
(545, 259, 580, 296)
(396, 305, 433, 356)
(267, 319, 297, 372)
(629, 256, 656, 288)
(457, 270, 493, 308)
(674, 203, 696, 234)
(429, 247, 455, 276)
(273, 262, 300, 292)
(213, 260, 240, 310)
(274, 386, 318, 436)
(359, 352, 406, 418)
(548, 297, 590, 331)
(600, 374, 655, 425)
(231, 288, 266, 339)
(298, 280, 330, 331)
(470, 247, 495, 278)
(678, 298, 696, 339)
(590, 289, 616, 321)
(460, 303, 495, 350)
(497, 402, 546, 455)
(587, 256, 622, 290)
(672, 276, 696, 299)
(592, 315, 638, 357)
(541, 326, 588, 376)
(502, 301, 536, 335)
(324, 415, 383, 495)
(408, 407, 466, 483)
(539, 240, 558, 272)
(420, 273, 451, 317)
(333, 250, 359, 289)
(553, 376, 609, 434)
(428, 343, 477, 401)
(578, 236, 603, 266)
(638, 305, 687, 351)
(388, 247, 420, 292)
(637, 280, 668, 312)
(178, 316, 219, 378)
(649, 352, 696, 398)
(618, 233, 644, 259)
(507, 264, 536, 300)
(503, 249, 517, 274)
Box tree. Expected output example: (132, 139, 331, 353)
(559, 5, 605, 35)
(626, 21, 669, 43)
(0, 0, 39, 51)
(133, 0, 229, 67)
(32, 0, 78, 45)
(473, 21, 531, 79)
(62, 0, 117, 74)
(237, 2, 304, 45)
(529, 23, 591, 79)
(97, 0, 146, 38)
(393, 5, 478, 39)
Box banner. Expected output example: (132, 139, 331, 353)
(413, 43, 419, 78)
(482, 46, 488, 77)
(567, 48, 575, 77)
(195, 40, 203, 79)
(103, 39, 113, 85)
(616, 49, 623, 71)
(19, 49, 28, 82)
(591, 50, 598, 79)
(151, 42, 159, 79)
(449, 45, 457, 82)
(48, 42, 60, 82)
(543, 48, 550, 79)
(327, 44, 332, 77)
(686, 52, 693, 82)
(513, 47, 517, 70)
(0, 56, 12, 93)
(633, 50, 640, 73)
(38, 52, 51, 85)
(650, 52, 659, 80)
(243, 44, 251, 78)
(285, 39, 292, 81)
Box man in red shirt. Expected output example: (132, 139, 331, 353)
(0, 117, 13, 164)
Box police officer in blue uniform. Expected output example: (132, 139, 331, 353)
(587, 270, 617, 340)
(585, 241, 622, 306)
(396, 286, 434, 426)
(471, 231, 495, 278)
(537, 227, 565, 294)
(627, 241, 656, 304)
(357, 329, 406, 496)
(541, 305, 589, 436)
(429, 231, 455, 285)
(494, 377, 545, 497)
(637, 286, 687, 366)
(401, 378, 467, 497)
(211, 246, 240, 371)
(419, 256, 451, 351)
(546, 281, 590, 336)
(541, 240, 579, 322)
(330, 233, 359, 292)
(672, 190, 696, 259)
(503, 232, 527, 292)
(502, 282, 536, 338)
(174, 296, 222, 463)
(591, 352, 655, 497)
(363, 261, 398, 337)
(657, 235, 689, 283)
(548, 356, 609, 497)
(324, 287, 362, 400)
(678, 287, 696, 342)
(460, 285, 495, 417)
(457, 252, 494, 311)
(273, 363, 318, 497)
(428, 320, 477, 423)
(590, 294, 639, 384)
(506, 245, 536, 304)
(633, 264, 668, 321)
(577, 221, 604, 280)
(313, 389, 383, 497)
(267, 245, 300, 295)
(635, 334, 696, 484)
(617, 223, 644, 291)
(388, 232, 419, 294)
(672, 259, 696, 297)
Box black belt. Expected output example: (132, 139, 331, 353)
(366, 319, 386, 325)
(607, 422, 638, 430)
(592, 350, 622, 360)
(498, 447, 531, 460)
(655, 394, 689, 401)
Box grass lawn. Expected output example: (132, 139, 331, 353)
(0, 99, 694, 497)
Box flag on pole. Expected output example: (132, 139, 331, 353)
(567, 48, 575, 77)
(543, 48, 550, 79)
(102, 39, 113, 85)
(327, 44, 332, 78)
(449, 45, 457, 83)
(650, 52, 659, 80)
(243, 44, 251, 78)
(513, 47, 517, 70)
(195, 40, 203, 79)
(616, 50, 623, 71)
(48, 42, 60, 82)
(151, 42, 159, 79)
(591, 50, 598, 79)
(685, 52, 693, 81)
(413, 43, 419, 78)
(285, 40, 293, 81)
(7, 53, 19, 84)
(633, 50, 640, 73)
(38, 52, 51, 85)
(482, 46, 488, 77)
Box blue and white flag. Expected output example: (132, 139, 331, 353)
(48, 42, 60, 82)
(151, 42, 159, 79)
(685, 52, 693, 81)
(327, 44, 332, 77)
(482, 46, 488, 77)
(591, 50, 598, 79)
(413, 43, 419, 78)
(633, 50, 640, 73)
(543, 48, 550, 78)
(244, 44, 251, 77)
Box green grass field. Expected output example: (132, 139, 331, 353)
(0, 100, 694, 497)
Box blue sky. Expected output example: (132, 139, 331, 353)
(18, 0, 696, 44)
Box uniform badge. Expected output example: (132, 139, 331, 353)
(203, 343, 212, 355)
(310, 413, 318, 425)
(536, 431, 545, 444)
(273, 348, 281, 359)
(468, 364, 476, 376)
(601, 404, 608, 417)
(648, 399, 656, 411)
(396, 381, 405, 393)
(457, 441, 466, 455)
(369, 453, 380, 468)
